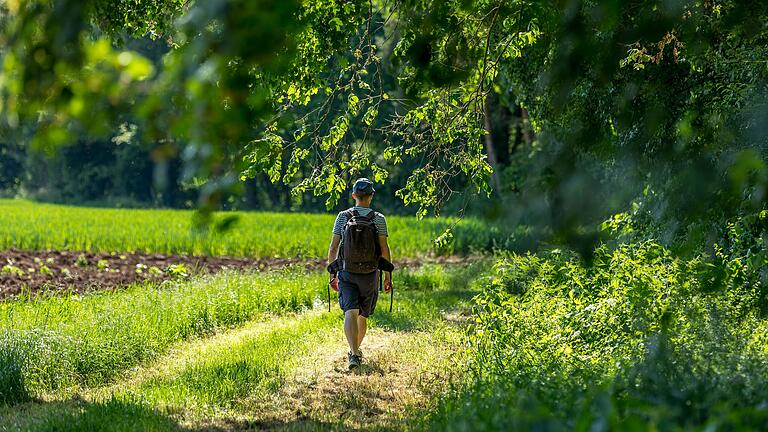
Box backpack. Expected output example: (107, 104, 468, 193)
(341, 209, 380, 274)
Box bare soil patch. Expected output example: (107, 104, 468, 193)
(0, 249, 323, 300)
(0, 250, 478, 300)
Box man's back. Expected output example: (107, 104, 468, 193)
(332, 206, 389, 240)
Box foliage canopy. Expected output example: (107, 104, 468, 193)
(1, 0, 767, 252)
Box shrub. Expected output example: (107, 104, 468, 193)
(433, 242, 768, 430)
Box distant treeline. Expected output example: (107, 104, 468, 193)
(0, 126, 527, 215)
(0, 140, 343, 211)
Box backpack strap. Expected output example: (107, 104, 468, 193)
(366, 211, 379, 239)
(345, 209, 357, 220)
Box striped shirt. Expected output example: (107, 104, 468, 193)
(332, 206, 389, 237)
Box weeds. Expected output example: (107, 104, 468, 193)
(431, 242, 768, 431)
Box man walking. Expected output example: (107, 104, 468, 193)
(327, 178, 392, 369)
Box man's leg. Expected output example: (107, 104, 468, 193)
(357, 315, 367, 347)
(356, 271, 378, 350)
(344, 308, 361, 356)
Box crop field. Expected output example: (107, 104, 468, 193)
(0, 249, 326, 299)
(0, 199, 509, 258)
(0, 198, 491, 431)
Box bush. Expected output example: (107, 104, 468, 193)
(432, 242, 768, 430)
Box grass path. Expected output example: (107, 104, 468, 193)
(200, 324, 463, 431)
(0, 264, 482, 431)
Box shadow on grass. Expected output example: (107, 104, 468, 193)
(2, 396, 347, 432)
(1, 396, 183, 432)
(212, 417, 343, 432)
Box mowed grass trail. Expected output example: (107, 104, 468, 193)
(0, 263, 486, 431)
(0, 199, 508, 257)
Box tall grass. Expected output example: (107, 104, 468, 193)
(0, 269, 325, 404)
(0, 199, 508, 257)
(371, 262, 489, 332)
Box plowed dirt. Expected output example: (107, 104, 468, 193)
(0, 250, 476, 300)
(0, 250, 323, 300)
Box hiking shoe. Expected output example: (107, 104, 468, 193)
(347, 351, 361, 369)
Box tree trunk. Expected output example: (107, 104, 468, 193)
(521, 107, 533, 147)
(483, 93, 502, 195)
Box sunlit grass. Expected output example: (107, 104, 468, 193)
(0, 199, 509, 257)
(133, 313, 339, 412)
(0, 264, 482, 430)
(0, 269, 325, 404)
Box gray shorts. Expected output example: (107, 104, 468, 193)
(338, 270, 379, 318)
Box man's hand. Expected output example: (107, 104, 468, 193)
(384, 273, 392, 293)
(329, 274, 339, 292)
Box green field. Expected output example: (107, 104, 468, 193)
(0, 199, 507, 258)
(0, 199, 489, 429)
(3, 201, 768, 431)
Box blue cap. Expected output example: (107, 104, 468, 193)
(352, 178, 375, 194)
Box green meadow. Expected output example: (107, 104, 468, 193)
(0, 262, 483, 430)
(0, 199, 507, 258)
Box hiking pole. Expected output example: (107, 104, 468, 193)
(326, 260, 341, 313)
(377, 258, 395, 313)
